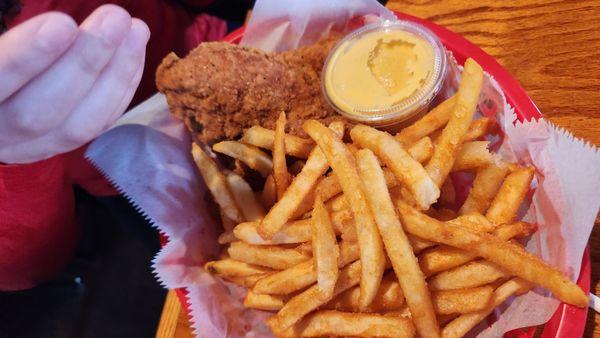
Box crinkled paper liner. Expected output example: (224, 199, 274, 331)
(86, 2, 600, 337)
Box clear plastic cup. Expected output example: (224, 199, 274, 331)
(322, 20, 447, 131)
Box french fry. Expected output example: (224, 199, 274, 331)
(426, 58, 484, 186)
(442, 278, 532, 338)
(409, 235, 437, 254)
(225, 172, 265, 221)
(395, 95, 457, 145)
(244, 291, 289, 311)
(408, 136, 434, 163)
(261, 174, 277, 210)
(191, 143, 243, 223)
(325, 273, 405, 313)
(451, 141, 493, 172)
(418, 221, 534, 276)
(233, 219, 312, 245)
(459, 163, 509, 214)
(428, 260, 508, 291)
(228, 241, 310, 269)
(275, 311, 415, 338)
(446, 212, 495, 233)
(325, 193, 349, 212)
(294, 242, 313, 256)
(241, 125, 314, 159)
(258, 122, 343, 239)
(224, 273, 271, 289)
(273, 310, 416, 338)
(312, 196, 339, 300)
(253, 240, 359, 295)
(431, 286, 494, 315)
(274, 112, 290, 200)
(395, 200, 588, 307)
(485, 166, 535, 225)
(212, 141, 273, 177)
(351, 124, 440, 210)
(305, 120, 386, 308)
(463, 117, 497, 142)
(267, 260, 362, 330)
(205, 258, 273, 277)
(218, 231, 236, 244)
(356, 148, 440, 337)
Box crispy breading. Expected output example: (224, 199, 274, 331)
(156, 37, 345, 144)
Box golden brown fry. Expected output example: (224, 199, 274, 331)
(224, 274, 269, 288)
(233, 219, 312, 245)
(205, 258, 273, 277)
(428, 260, 508, 291)
(228, 241, 310, 270)
(274, 112, 290, 200)
(294, 242, 313, 256)
(451, 141, 493, 172)
(418, 221, 534, 276)
(217, 231, 236, 244)
(305, 120, 386, 308)
(312, 196, 339, 300)
(431, 286, 494, 315)
(241, 125, 314, 159)
(395, 95, 457, 145)
(396, 201, 588, 307)
(446, 212, 494, 233)
(212, 141, 273, 177)
(408, 234, 437, 254)
(408, 136, 434, 163)
(325, 194, 349, 212)
(274, 311, 415, 338)
(225, 172, 265, 221)
(253, 241, 359, 295)
(244, 291, 288, 311)
(191, 143, 243, 223)
(351, 124, 439, 210)
(459, 163, 509, 214)
(273, 310, 416, 338)
(261, 174, 277, 210)
(485, 166, 535, 225)
(267, 260, 362, 330)
(463, 117, 496, 142)
(325, 274, 405, 313)
(442, 278, 532, 338)
(356, 148, 440, 337)
(426, 58, 484, 186)
(258, 123, 343, 239)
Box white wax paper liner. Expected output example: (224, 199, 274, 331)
(85, 1, 600, 336)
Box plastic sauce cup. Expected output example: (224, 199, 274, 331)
(322, 20, 447, 131)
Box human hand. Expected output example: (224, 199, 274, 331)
(0, 5, 150, 164)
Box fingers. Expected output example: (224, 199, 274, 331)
(57, 18, 149, 146)
(0, 12, 77, 102)
(2, 5, 132, 135)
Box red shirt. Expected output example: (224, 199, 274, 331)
(0, 0, 226, 291)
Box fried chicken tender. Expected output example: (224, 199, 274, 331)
(156, 37, 345, 144)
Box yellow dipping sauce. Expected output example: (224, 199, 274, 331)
(323, 21, 446, 128)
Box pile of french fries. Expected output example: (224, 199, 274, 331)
(192, 58, 588, 338)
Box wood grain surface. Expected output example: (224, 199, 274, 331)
(156, 1, 600, 337)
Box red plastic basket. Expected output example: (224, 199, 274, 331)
(173, 11, 591, 337)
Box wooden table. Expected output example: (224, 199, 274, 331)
(156, 1, 600, 337)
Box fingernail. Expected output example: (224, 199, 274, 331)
(97, 6, 131, 45)
(36, 14, 77, 52)
(123, 20, 150, 53)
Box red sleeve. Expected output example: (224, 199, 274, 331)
(0, 156, 78, 291)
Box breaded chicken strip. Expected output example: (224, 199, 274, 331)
(156, 37, 344, 144)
